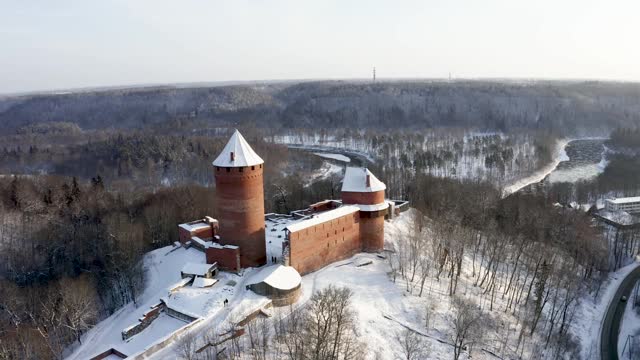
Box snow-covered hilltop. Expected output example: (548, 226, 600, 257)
(66, 209, 625, 359)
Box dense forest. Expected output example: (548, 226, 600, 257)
(2, 80, 640, 136)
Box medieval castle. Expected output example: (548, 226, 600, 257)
(178, 130, 397, 277)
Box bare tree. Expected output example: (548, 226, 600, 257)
(450, 297, 484, 360)
(394, 328, 428, 360)
(177, 331, 197, 360)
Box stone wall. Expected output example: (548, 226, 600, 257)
(129, 318, 203, 359)
(248, 282, 301, 307)
(165, 305, 199, 323)
(121, 302, 165, 341)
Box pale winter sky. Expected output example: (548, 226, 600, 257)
(1, 0, 639, 93)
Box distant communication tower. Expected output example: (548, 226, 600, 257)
(373, 67, 376, 82)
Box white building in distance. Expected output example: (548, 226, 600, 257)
(605, 197, 640, 214)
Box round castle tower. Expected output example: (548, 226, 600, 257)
(341, 167, 387, 252)
(213, 130, 266, 268)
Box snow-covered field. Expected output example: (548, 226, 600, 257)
(66, 246, 248, 359)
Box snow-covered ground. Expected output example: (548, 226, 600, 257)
(265, 215, 291, 262)
(66, 246, 247, 359)
(67, 210, 628, 359)
(502, 138, 570, 196)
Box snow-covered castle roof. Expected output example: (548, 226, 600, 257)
(341, 167, 386, 193)
(246, 264, 301, 291)
(212, 129, 264, 167)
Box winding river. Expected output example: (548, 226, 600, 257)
(546, 139, 608, 184)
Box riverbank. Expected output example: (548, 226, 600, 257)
(502, 138, 570, 197)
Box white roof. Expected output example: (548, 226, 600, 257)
(286, 205, 359, 233)
(179, 222, 210, 232)
(212, 129, 264, 167)
(606, 197, 640, 204)
(246, 265, 301, 291)
(181, 262, 216, 276)
(341, 167, 386, 193)
(192, 276, 217, 288)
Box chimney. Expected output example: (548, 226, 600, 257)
(230, 151, 235, 161)
(366, 174, 371, 187)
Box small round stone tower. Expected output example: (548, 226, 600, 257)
(213, 130, 266, 268)
(341, 167, 387, 252)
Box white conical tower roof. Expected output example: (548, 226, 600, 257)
(341, 167, 386, 192)
(212, 129, 264, 167)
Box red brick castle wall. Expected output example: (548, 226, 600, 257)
(288, 211, 361, 275)
(214, 165, 266, 268)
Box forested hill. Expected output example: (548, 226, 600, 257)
(1, 80, 639, 135)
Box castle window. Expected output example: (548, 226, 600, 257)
(239, 167, 244, 172)
(259, 164, 262, 168)
(226, 167, 231, 173)
(251, 166, 255, 170)
(216, 167, 220, 171)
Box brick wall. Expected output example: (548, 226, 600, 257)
(214, 165, 266, 268)
(288, 212, 362, 275)
(206, 246, 241, 272)
(360, 212, 385, 252)
(341, 190, 385, 205)
(178, 225, 213, 244)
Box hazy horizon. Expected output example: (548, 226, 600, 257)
(2, 0, 640, 94)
